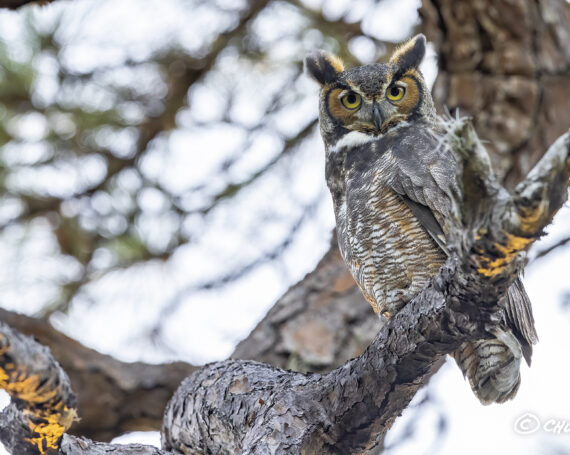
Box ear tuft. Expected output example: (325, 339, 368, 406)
(304, 50, 344, 85)
(389, 34, 426, 72)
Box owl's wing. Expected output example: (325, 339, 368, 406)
(399, 195, 449, 255)
(386, 127, 457, 249)
(400, 192, 537, 364)
(504, 277, 538, 364)
(386, 128, 537, 362)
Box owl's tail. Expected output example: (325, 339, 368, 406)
(453, 335, 521, 404)
(452, 278, 537, 405)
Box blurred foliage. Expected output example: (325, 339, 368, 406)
(0, 0, 413, 345)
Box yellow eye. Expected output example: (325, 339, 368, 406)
(386, 85, 405, 101)
(340, 92, 361, 110)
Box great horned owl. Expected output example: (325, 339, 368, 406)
(305, 34, 538, 404)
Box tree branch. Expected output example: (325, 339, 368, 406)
(162, 124, 570, 455)
(0, 322, 77, 455)
(0, 320, 182, 454)
(531, 235, 570, 263)
(0, 237, 380, 443)
(57, 435, 174, 455)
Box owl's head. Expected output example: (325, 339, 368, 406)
(305, 34, 435, 147)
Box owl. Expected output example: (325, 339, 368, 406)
(305, 34, 538, 404)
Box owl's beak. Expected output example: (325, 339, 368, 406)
(373, 103, 383, 131)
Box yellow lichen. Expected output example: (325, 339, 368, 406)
(517, 200, 548, 233)
(7, 375, 50, 403)
(476, 232, 533, 277)
(26, 412, 66, 454)
(0, 362, 77, 454)
(24, 405, 77, 454)
(0, 368, 9, 386)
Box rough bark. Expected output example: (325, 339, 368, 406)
(161, 124, 570, 455)
(57, 435, 173, 455)
(0, 320, 178, 454)
(0, 261, 378, 444)
(421, 0, 570, 187)
(0, 322, 77, 455)
(0, 235, 381, 442)
(0, 245, 379, 443)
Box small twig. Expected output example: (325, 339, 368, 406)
(530, 234, 570, 263)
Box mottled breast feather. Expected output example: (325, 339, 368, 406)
(326, 122, 451, 316)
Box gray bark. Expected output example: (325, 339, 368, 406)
(58, 436, 174, 455)
(422, 0, 570, 187)
(0, 319, 178, 455)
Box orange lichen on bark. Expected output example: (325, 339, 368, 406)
(0, 329, 77, 455)
(26, 404, 77, 455)
(476, 232, 533, 277)
(516, 199, 550, 234)
(0, 367, 69, 454)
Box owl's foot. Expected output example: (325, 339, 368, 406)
(378, 288, 418, 319)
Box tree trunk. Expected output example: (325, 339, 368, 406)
(422, 0, 570, 186)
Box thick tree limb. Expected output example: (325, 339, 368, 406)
(162, 124, 570, 455)
(57, 435, 174, 455)
(163, 282, 457, 455)
(513, 133, 570, 233)
(0, 245, 379, 443)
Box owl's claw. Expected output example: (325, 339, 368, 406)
(378, 288, 419, 318)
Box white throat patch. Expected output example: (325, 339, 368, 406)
(330, 131, 376, 153)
